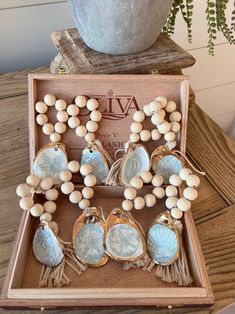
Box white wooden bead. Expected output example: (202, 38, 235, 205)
(140, 171, 152, 183)
(55, 99, 67, 111)
(169, 174, 182, 187)
(140, 130, 151, 142)
(40, 212, 52, 223)
(152, 174, 163, 187)
(169, 111, 182, 122)
(134, 196, 145, 210)
(151, 113, 164, 126)
(165, 185, 178, 197)
(183, 187, 198, 201)
(87, 98, 99, 111)
(158, 109, 166, 117)
(36, 113, 48, 126)
(67, 104, 79, 116)
(165, 100, 177, 113)
(149, 101, 161, 113)
(75, 95, 87, 108)
(170, 121, 181, 133)
(179, 168, 192, 181)
(59, 170, 73, 182)
(45, 188, 59, 201)
(186, 174, 200, 188)
(144, 194, 156, 207)
(16, 183, 30, 197)
(76, 125, 87, 137)
(80, 164, 92, 176)
(44, 201, 57, 214)
(61, 181, 74, 194)
(166, 140, 177, 150)
(85, 132, 95, 142)
(40, 177, 53, 191)
(56, 111, 69, 122)
(165, 196, 178, 209)
(90, 110, 102, 122)
(69, 191, 82, 204)
(68, 116, 80, 128)
(84, 174, 97, 187)
(151, 129, 161, 141)
(50, 132, 61, 143)
(49, 221, 59, 235)
(44, 94, 56, 107)
(86, 121, 98, 133)
(42, 123, 54, 135)
(54, 122, 67, 134)
(68, 160, 80, 173)
(79, 199, 90, 210)
(155, 96, 167, 108)
(122, 200, 133, 212)
(129, 133, 140, 143)
(130, 122, 142, 134)
(143, 104, 152, 116)
(152, 187, 165, 199)
(171, 207, 183, 219)
(124, 187, 137, 200)
(30, 203, 44, 216)
(133, 111, 145, 122)
(164, 132, 176, 142)
(20, 197, 34, 210)
(26, 174, 40, 188)
(35, 101, 48, 114)
(158, 121, 171, 134)
(130, 176, 143, 190)
(177, 197, 191, 212)
(82, 187, 94, 199)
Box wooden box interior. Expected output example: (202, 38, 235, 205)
(1, 74, 214, 309)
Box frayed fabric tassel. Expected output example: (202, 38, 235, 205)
(123, 254, 151, 271)
(104, 157, 122, 185)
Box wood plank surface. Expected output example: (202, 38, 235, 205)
(0, 67, 235, 313)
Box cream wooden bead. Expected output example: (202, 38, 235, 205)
(129, 133, 140, 143)
(75, 95, 87, 108)
(59, 170, 72, 182)
(45, 188, 59, 201)
(155, 96, 167, 108)
(69, 191, 82, 204)
(40, 212, 52, 223)
(177, 197, 191, 212)
(166, 140, 177, 150)
(80, 164, 92, 176)
(169, 111, 182, 122)
(152, 174, 163, 187)
(164, 132, 176, 142)
(68, 160, 80, 173)
(186, 174, 200, 188)
(133, 111, 145, 122)
(130, 122, 142, 134)
(76, 125, 87, 137)
(171, 207, 183, 219)
(36, 113, 48, 126)
(67, 104, 79, 116)
(143, 104, 152, 116)
(20, 197, 34, 210)
(122, 200, 133, 212)
(82, 187, 94, 199)
(170, 121, 181, 133)
(166, 196, 178, 209)
(42, 123, 54, 135)
(79, 199, 90, 210)
(134, 196, 145, 210)
(50, 132, 61, 143)
(26, 174, 40, 188)
(44, 94, 56, 107)
(35, 101, 48, 114)
(158, 109, 166, 118)
(158, 121, 171, 134)
(140, 130, 151, 142)
(169, 174, 182, 187)
(149, 101, 161, 113)
(86, 121, 98, 133)
(40, 177, 53, 191)
(144, 194, 156, 207)
(151, 113, 164, 126)
(56, 111, 69, 123)
(183, 187, 198, 201)
(179, 168, 192, 181)
(55, 99, 67, 111)
(55, 122, 66, 134)
(152, 187, 165, 199)
(165, 100, 177, 113)
(85, 132, 95, 142)
(165, 185, 178, 197)
(30, 203, 44, 216)
(68, 116, 80, 128)
(16, 183, 30, 197)
(44, 201, 57, 214)
(84, 174, 97, 187)
(61, 181, 74, 194)
(151, 129, 161, 141)
(124, 187, 137, 200)
(130, 176, 143, 190)
(87, 98, 99, 111)
(140, 171, 152, 183)
(90, 110, 102, 122)
(49, 221, 59, 235)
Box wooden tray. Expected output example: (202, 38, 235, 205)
(0, 74, 214, 309)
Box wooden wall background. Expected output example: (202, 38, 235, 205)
(0, 0, 234, 139)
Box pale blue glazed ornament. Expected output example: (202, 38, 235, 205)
(152, 155, 183, 184)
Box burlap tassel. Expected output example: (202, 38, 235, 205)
(123, 254, 151, 270)
(104, 157, 122, 185)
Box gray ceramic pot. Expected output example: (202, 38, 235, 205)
(68, 0, 173, 55)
